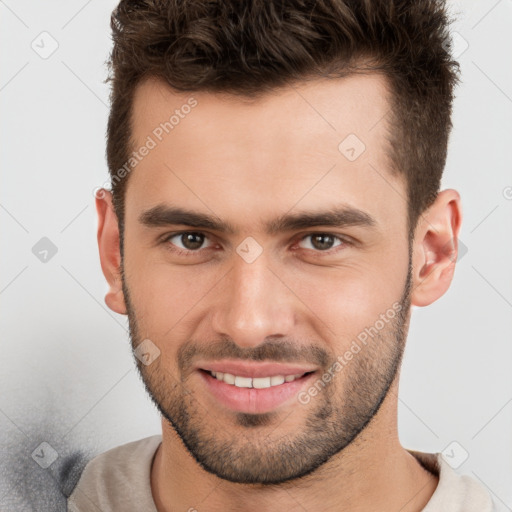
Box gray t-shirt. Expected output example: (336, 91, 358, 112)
(67, 435, 496, 511)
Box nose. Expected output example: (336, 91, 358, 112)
(211, 251, 296, 348)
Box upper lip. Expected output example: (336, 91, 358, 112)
(195, 360, 318, 379)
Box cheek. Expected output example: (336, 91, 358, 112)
(124, 233, 408, 345)
(283, 254, 407, 343)
(125, 255, 223, 330)
(296, 273, 391, 334)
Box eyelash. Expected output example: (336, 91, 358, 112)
(160, 231, 352, 257)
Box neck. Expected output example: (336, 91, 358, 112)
(150, 380, 438, 512)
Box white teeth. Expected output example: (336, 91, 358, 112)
(234, 376, 252, 388)
(223, 372, 235, 385)
(270, 375, 285, 386)
(252, 377, 272, 389)
(210, 371, 306, 388)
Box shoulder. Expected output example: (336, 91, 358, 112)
(67, 435, 162, 512)
(407, 449, 496, 512)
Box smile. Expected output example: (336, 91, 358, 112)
(198, 369, 317, 414)
(209, 370, 311, 388)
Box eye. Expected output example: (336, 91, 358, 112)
(297, 233, 346, 252)
(161, 231, 350, 258)
(164, 232, 213, 253)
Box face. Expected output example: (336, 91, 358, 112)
(119, 75, 414, 484)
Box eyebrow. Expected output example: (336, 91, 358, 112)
(138, 204, 377, 235)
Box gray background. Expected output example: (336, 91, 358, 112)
(1, 0, 511, 510)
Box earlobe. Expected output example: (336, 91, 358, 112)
(96, 189, 127, 315)
(410, 189, 462, 308)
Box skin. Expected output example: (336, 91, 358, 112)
(96, 74, 462, 511)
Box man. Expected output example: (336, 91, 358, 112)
(68, 0, 495, 510)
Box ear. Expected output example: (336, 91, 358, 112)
(96, 189, 127, 315)
(410, 189, 463, 307)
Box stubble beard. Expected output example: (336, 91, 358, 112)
(121, 248, 412, 485)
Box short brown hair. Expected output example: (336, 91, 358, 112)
(106, 0, 460, 239)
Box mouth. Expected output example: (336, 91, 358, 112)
(201, 369, 315, 388)
(197, 368, 318, 414)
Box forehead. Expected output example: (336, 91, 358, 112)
(126, 74, 405, 234)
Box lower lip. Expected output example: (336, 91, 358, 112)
(197, 370, 316, 414)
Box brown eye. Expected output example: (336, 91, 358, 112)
(166, 232, 211, 251)
(298, 234, 344, 252)
(182, 233, 204, 250)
